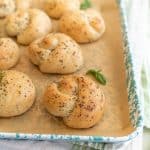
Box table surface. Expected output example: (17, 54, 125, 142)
(143, 129, 150, 150)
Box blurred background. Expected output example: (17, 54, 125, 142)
(125, 0, 150, 149)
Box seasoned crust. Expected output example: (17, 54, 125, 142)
(6, 9, 52, 45)
(0, 0, 31, 18)
(43, 75, 105, 129)
(43, 0, 80, 19)
(0, 70, 36, 117)
(0, 38, 20, 70)
(59, 9, 105, 43)
(15, 0, 31, 10)
(28, 33, 83, 74)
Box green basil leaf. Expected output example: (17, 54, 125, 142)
(80, 0, 92, 10)
(86, 69, 107, 85)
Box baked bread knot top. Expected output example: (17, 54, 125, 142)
(59, 9, 105, 43)
(0, 70, 36, 117)
(43, 75, 105, 129)
(0, 0, 31, 18)
(43, 0, 80, 19)
(28, 33, 83, 74)
(5, 9, 52, 45)
(0, 38, 20, 70)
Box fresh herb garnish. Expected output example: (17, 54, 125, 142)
(0, 71, 4, 83)
(80, 0, 92, 10)
(86, 69, 107, 85)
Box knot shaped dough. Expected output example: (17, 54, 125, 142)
(59, 9, 105, 43)
(28, 33, 83, 74)
(0, 38, 20, 70)
(6, 9, 52, 45)
(43, 75, 105, 129)
(0, 0, 31, 18)
(0, 70, 36, 117)
(43, 0, 80, 19)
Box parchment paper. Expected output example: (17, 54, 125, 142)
(0, 0, 134, 137)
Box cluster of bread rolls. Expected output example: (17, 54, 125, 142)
(42, 0, 105, 43)
(0, 0, 106, 129)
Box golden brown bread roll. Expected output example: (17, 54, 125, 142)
(0, 0, 31, 18)
(43, 0, 80, 19)
(28, 33, 83, 74)
(15, 0, 31, 10)
(0, 70, 36, 117)
(43, 75, 105, 129)
(59, 9, 105, 43)
(0, 38, 20, 70)
(5, 9, 52, 45)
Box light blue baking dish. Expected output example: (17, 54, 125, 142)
(0, 0, 143, 143)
